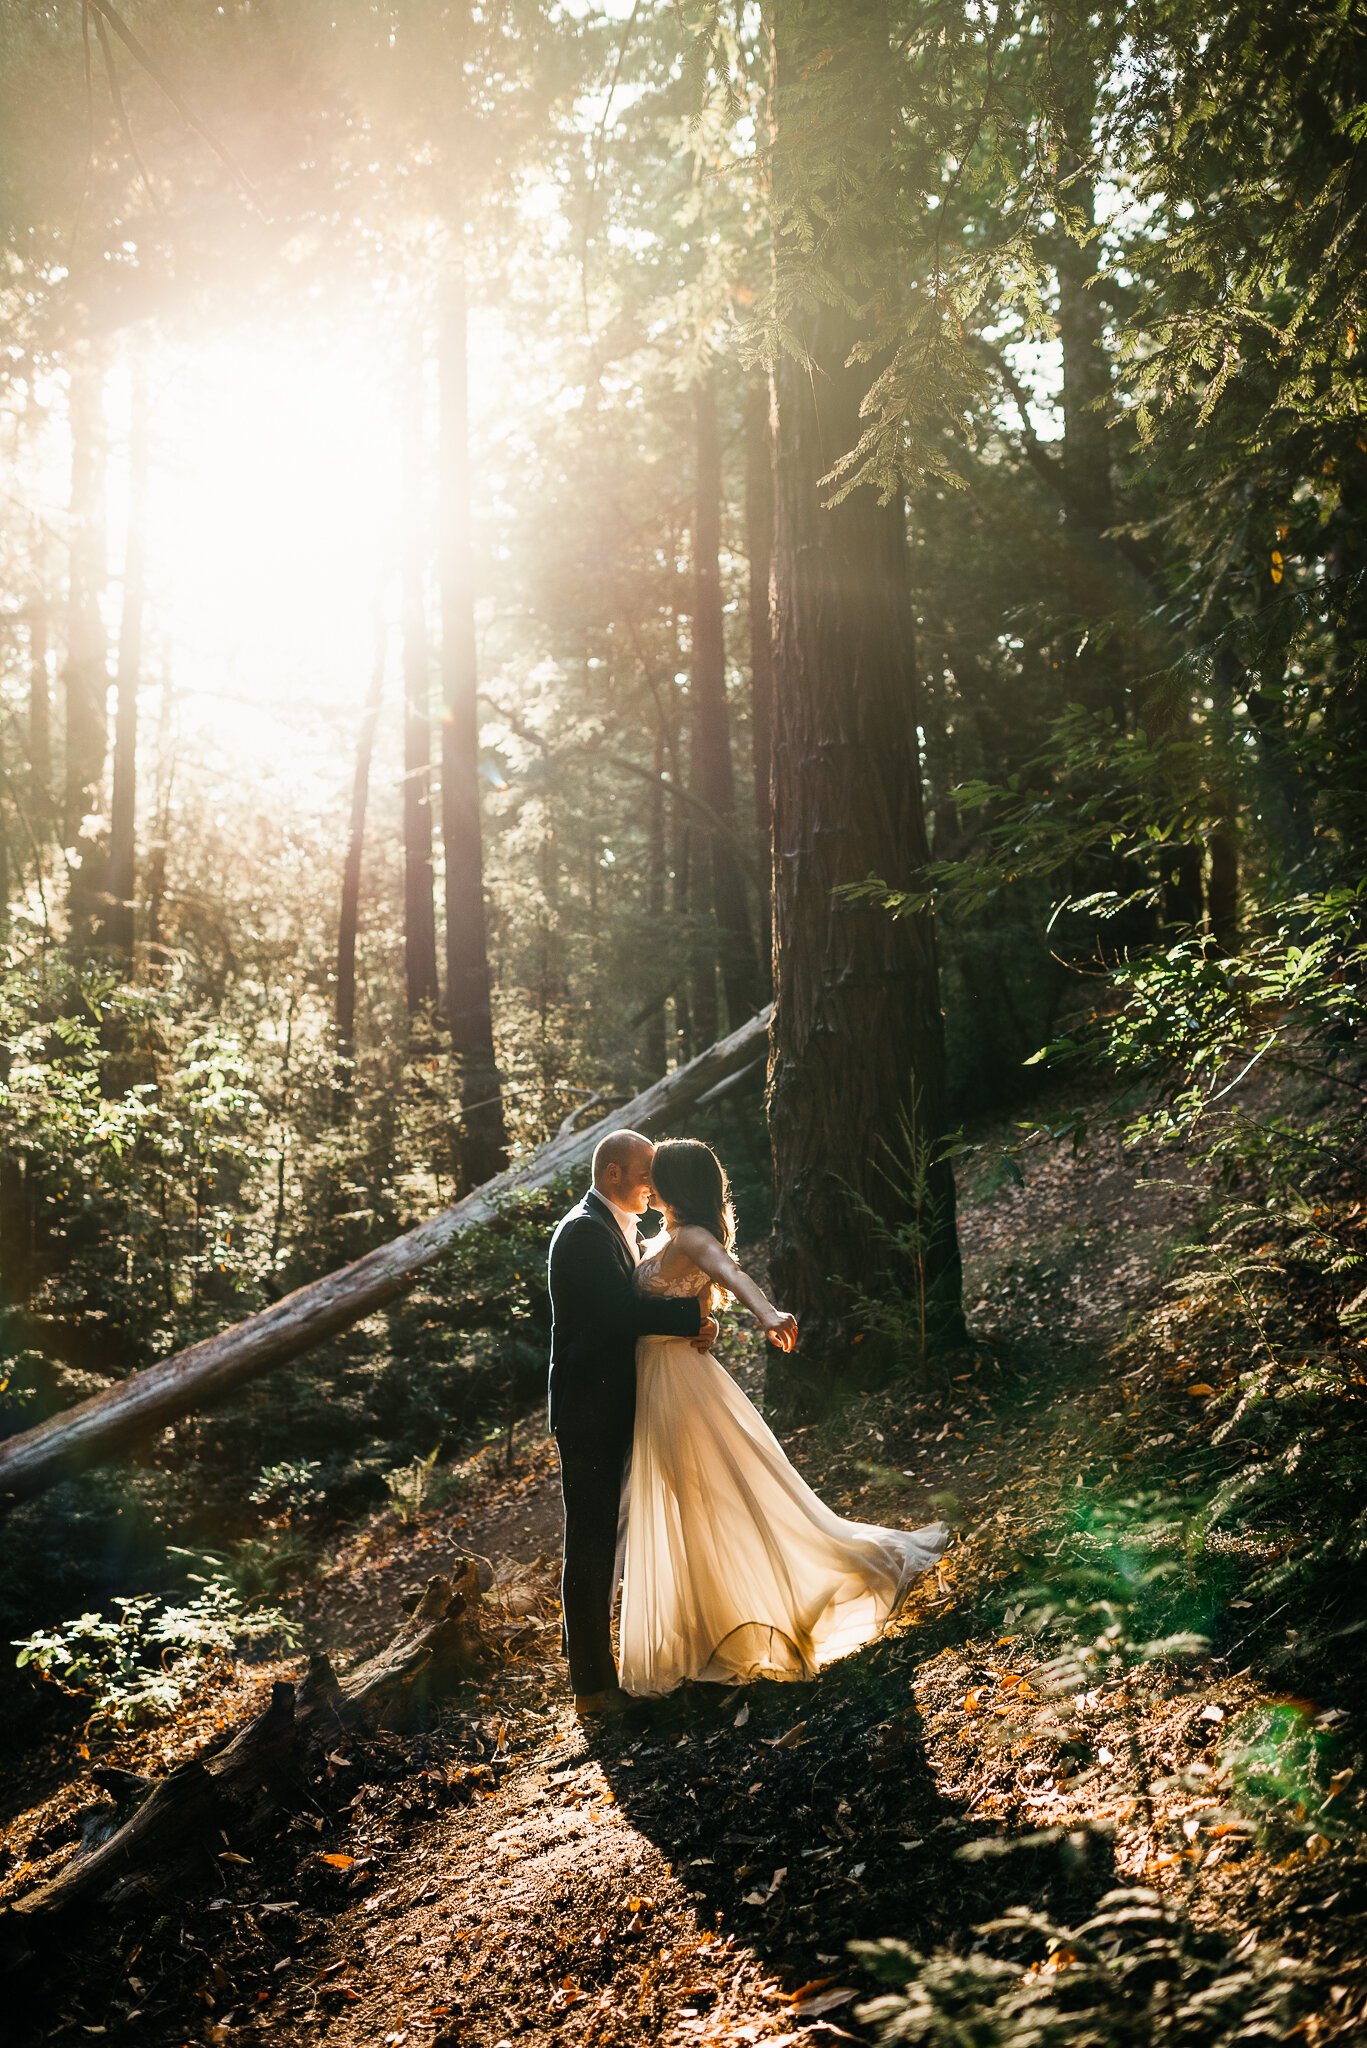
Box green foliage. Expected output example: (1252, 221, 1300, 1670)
(1012, 1488, 1217, 1675)
(842, 1109, 964, 1375)
(0, 945, 274, 1380)
(1029, 887, 1367, 1145)
(168, 1535, 317, 1608)
(12, 1578, 297, 1731)
(1218, 1700, 1351, 1848)
(852, 1886, 1319, 2047)
(382, 1446, 464, 1525)
(247, 1459, 327, 1523)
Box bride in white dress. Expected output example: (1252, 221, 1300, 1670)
(618, 1138, 951, 1697)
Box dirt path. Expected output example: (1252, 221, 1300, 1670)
(11, 1112, 1367, 2044)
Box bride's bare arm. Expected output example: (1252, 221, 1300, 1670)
(672, 1226, 799, 1351)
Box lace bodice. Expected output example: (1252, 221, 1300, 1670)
(635, 1243, 711, 1300)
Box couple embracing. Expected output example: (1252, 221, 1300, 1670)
(547, 1130, 950, 1715)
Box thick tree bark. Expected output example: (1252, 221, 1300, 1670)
(766, 0, 963, 1401)
(438, 251, 510, 1185)
(9, 1569, 486, 1925)
(744, 375, 775, 984)
(691, 373, 763, 1032)
(335, 603, 386, 1107)
(104, 359, 148, 965)
(0, 1007, 770, 1508)
(63, 352, 110, 946)
(401, 352, 441, 1020)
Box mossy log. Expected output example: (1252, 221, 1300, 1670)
(0, 1008, 770, 1507)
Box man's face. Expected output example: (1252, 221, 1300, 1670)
(605, 1143, 655, 1215)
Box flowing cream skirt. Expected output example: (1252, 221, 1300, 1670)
(617, 1336, 951, 1697)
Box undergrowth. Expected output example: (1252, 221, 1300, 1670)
(853, 1885, 1321, 2047)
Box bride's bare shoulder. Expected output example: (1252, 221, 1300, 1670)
(671, 1223, 724, 1266)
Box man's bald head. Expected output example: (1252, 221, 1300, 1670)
(592, 1129, 655, 1214)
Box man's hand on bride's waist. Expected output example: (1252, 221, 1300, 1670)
(692, 1314, 719, 1352)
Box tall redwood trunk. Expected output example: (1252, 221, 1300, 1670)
(691, 373, 763, 1033)
(63, 352, 109, 946)
(400, 352, 440, 1021)
(767, 0, 963, 1398)
(438, 251, 509, 1184)
(336, 602, 387, 1106)
(105, 358, 148, 965)
(744, 375, 775, 984)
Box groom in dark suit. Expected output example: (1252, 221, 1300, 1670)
(548, 1128, 717, 1715)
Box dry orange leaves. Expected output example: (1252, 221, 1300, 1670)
(962, 1667, 1042, 1716)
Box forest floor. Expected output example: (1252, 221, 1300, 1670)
(5, 1101, 1367, 2045)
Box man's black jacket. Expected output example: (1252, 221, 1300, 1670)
(546, 1189, 702, 1436)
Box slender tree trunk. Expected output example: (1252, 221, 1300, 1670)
(1057, 138, 1112, 545)
(1055, 56, 1205, 934)
(767, 0, 963, 1400)
(1205, 649, 1242, 953)
(691, 372, 763, 1033)
(63, 352, 109, 947)
(667, 591, 697, 1062)
(1208, 823, 1240, 956)
(643, 726, 669, 1077)
(28, 603, 51, 833)
(438, 249, 508, 1184)
(0, 809, 29, 1308)
(144, 668, 175, 970)
(335, 601, 387, 1107)
(400, 351, 440, 1022)
(683, 813, 718, 1048)
(745, 376, 775, 985)
(105, 358, 148, 966)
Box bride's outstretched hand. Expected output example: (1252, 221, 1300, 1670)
(764, 1311, 798, 1352)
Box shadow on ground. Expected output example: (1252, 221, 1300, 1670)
(585, 1612, 1117, 1993)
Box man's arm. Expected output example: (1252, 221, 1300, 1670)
(550, 1217, 702, 1346)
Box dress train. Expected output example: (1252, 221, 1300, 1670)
(618, 1332, 949, 1696)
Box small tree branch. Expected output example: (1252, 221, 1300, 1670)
(91, 4, 164, 217)
(82, 0, 261, 211)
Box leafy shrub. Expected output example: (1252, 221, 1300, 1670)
(13, 1579, 297, 1730)
(168, 1534, 316, 1607)
(247, 1458, 327, 1522)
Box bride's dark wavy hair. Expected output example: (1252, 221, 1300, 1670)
(650, 1138, 735, 1253)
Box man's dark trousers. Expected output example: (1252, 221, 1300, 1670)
(547, 1189, 702, 1696)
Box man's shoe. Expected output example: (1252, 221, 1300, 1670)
(574, 1684, 635, 1720)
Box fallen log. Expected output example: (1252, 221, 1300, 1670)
(10, 1566, 484, 1923)
(0, 1006, 771, 1508)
